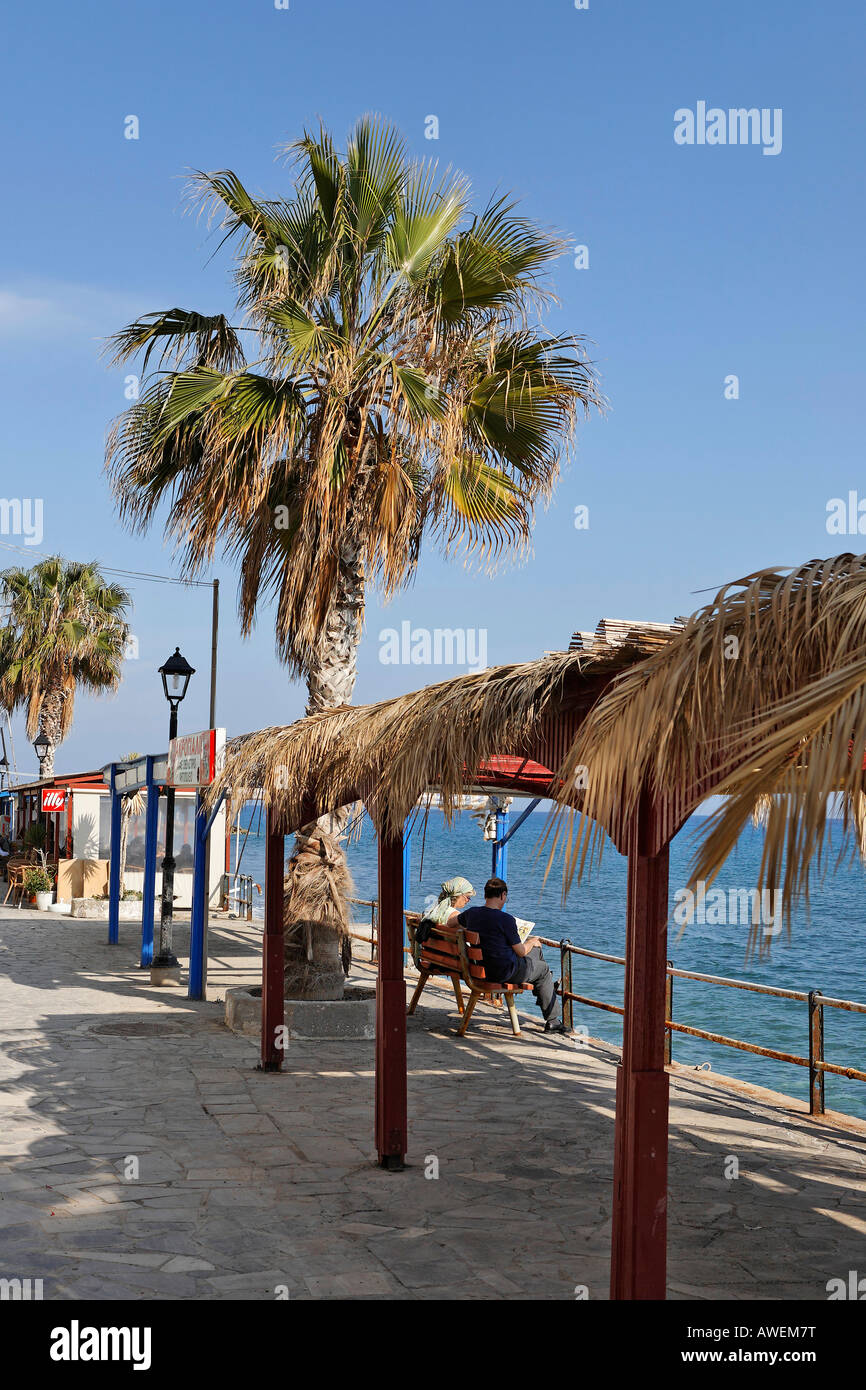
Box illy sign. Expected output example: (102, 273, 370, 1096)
(41, 789, 66, 813)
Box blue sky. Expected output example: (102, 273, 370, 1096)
(0, 0, 863, 776)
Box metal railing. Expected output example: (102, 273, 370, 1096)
(222, 873, 259, 921)
(542, 934, 866, 1117)
(349, 897, 379, 962)
(347, 906, 865, 1118)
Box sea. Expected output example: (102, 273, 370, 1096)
(227, 803, 866, 1120)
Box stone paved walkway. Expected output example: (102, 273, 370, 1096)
(1, 907, 864, 1300)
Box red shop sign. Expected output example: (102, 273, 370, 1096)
(41, 789, 67, 813)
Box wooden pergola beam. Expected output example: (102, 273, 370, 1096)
(610, 792, 671, 1299)
(375, 832, 408, 1167)
(261, 806, 286, 1071)
(251, 721, 678, 1294)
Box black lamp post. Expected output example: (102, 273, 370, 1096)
(33, 733, 50, 777)
(33, 733, 51, 851)
(152, 647, 195, 984)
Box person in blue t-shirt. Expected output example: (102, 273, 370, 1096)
(458, 877, 566, 1033)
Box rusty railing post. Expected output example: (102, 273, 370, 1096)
(560, 940, 574, 1032)
(809, 989, 825, 1116)
(664, 961, 673, 1065)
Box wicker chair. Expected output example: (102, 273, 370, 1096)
(4, 851, 39, 907)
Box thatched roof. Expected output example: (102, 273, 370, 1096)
(212, 553, 866, 944)
(549, 553, 866, 925)
(209, 623, 681, 838)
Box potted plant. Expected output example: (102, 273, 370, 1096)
(23, 866, 54, 910)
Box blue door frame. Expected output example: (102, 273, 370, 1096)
(188, 790, 226, 1001)
(140, 757, 160, 968)
(107, 765, 122, 945)
(104, 754, 223, 994)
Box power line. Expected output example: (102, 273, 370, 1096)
(0, 539, 213, 588)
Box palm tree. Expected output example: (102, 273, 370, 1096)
(105, 116, 601, 995)
(0, 558, 131, 778)
(106, 115, 601, 721)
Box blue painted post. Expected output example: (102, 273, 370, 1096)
(140, 757, 159, 968)
(492, 805, 509, 881)
(402, 826, 412, 953)
(107, 765, 122, 945)
(188, 791, 207, 1000)
(402, 826, 412, 910)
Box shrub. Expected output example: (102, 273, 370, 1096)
(23, 867, 53, 894)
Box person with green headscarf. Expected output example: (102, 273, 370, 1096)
(413, 877, 475, 959)
(426, 876, 475, 926)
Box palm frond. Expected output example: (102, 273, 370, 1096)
(105, 308, 245, 373)
(543, 552, 866, 944)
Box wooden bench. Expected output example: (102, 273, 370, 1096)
(405, 912, 467, 1014)
(407, 917, 533, 1037)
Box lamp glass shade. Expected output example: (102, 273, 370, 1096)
(158, 647, 195, 704)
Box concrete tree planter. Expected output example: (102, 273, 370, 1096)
(70, 897, 142, 920)
(35, 891, 52, 911)
(225, 984, 376, 1041)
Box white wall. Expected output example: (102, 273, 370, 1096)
(70, 789, 226, 908)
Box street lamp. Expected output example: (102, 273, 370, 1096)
(152, 647, 195, 985)
(33, 733, 52, 857)
(33, 733, 50, 776)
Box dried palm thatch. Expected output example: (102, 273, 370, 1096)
(547, 553, 866, 939)
(283, 825, 354, 1000)
(208, 636, 672, 840)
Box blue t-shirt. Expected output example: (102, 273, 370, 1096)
(458, 905, 521, 983)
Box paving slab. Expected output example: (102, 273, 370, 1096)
(0, 907, 864, 1300)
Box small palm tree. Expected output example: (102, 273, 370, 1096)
(0, 558, 131, 777)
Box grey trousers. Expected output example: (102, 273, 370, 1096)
(511, 946, 557, 1020)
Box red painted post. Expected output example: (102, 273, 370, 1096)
(375, 830, 407, 1168)
(260, 806, 285, 1071)
(610, 794, 670, 1300)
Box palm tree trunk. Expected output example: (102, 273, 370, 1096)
(119, 812, 130, 897)
(305, 534, 365, 716)
(304, 533, 365, 837)
(36, 687, 64, 778)
(284, 540, 365, 999)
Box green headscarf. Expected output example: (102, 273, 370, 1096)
(426, 876, 475, 924)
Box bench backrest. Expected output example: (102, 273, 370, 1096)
(417, 922, 488, 988)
